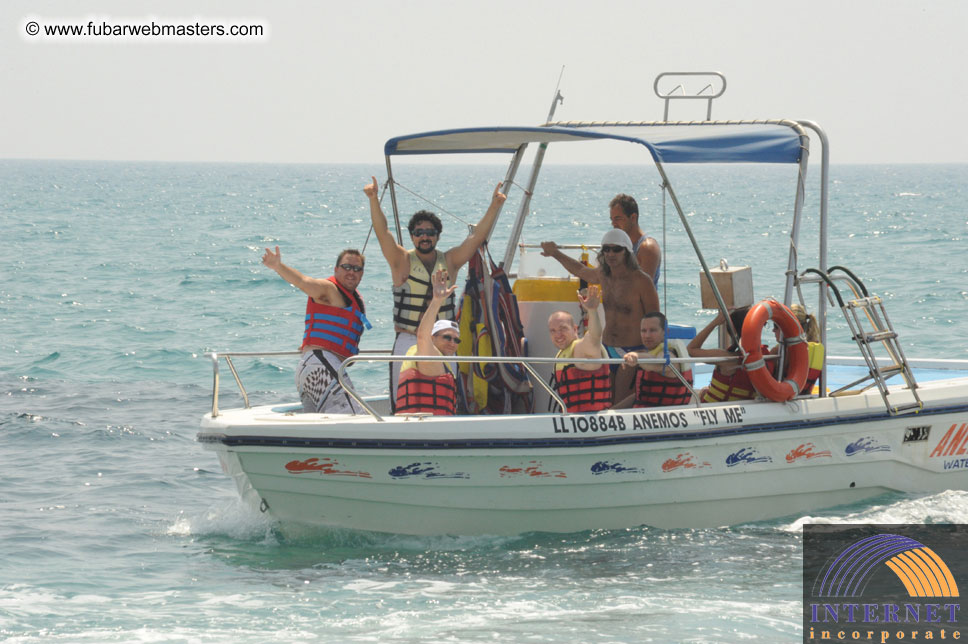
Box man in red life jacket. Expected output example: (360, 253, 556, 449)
(262, 246, 370, 414)
(396, 269, 460, 415)
(364, 177, 506, 409)
(613, 312, 694, 408)
(547, 285, 611, 413)
(540, 229, 660, 403)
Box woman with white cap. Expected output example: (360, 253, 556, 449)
(395, 269, 461, 415)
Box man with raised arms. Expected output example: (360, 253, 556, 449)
(262, 246, 370, 414)
(609, 193, 662, 285)
(547, 285, 611, 413)
(364, 176, 506, 408)
(541, 228, 660, 401)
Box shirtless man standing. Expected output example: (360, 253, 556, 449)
(540, 228, 660, 400)
(609, 193, 661, 285)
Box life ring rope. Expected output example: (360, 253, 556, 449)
(740, 299, 809, 402)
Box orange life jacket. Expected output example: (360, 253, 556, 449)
(553, 364, 612, 412)
(552, 340, 611, 413)
(702, 366, 754, 403)
(395, 367, 457, 416)
(634, 366, 693, 407)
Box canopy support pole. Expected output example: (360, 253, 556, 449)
(384, 155, 404, 245)
(796, 120, 830, 396)
(653, 161, 743, 350)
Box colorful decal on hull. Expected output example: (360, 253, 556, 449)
(929, 422, 968, 458)
(388, 462, 469, 480)
(590, 461, 644, 475)
(285, 457, 372, 478)
(725, 447, 773, 467)
(845, 436, 892, 457)
(785, 443, 833, 464)
(499, 461, 567, 478)
(661, 452, 711, 473)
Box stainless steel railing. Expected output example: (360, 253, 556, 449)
(205, 350, 706, 421)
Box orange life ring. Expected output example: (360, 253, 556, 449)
(740, 299, 808, 402)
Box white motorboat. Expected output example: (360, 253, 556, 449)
(198, 73, 968, 535)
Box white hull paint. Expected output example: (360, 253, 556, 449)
(199, 377, 968, 535)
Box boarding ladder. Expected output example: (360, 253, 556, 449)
(800, 266, 923, 415)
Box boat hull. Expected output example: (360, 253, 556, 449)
(199, 378, 968, 535)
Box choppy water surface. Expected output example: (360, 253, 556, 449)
(1, 159, 967, 642)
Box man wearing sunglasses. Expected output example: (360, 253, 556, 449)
(396, 269, 460, 416)
(262, 246, 371, 414)
(540, 228, 660, 402)
(364, 176, 506, 409)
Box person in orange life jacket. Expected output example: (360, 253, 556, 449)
(609, 193, 661, 286)
(395, 269, 461, 416)
(262, 246, 370, 414)
(687, 306, 769, 403)
(613, 311, 694, 408)
(547, 285, 611, 413)
(769, 303, 825, 395)
(364, 177, 506, 408)
(540, 229, 660, 404)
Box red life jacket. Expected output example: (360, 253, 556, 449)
(300, 277, 370, 357)
(395, 367, 457, 416)
(553, 363, 612, 413)
(633, 366, 693, 407)
(702, 366, 754, 403)
(701, 345, 771, 403)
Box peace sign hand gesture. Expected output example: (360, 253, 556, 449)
(431, 269, 457, 302)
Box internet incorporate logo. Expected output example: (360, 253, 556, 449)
(815, 534, 959, 599)
(803, 526, 965, 643)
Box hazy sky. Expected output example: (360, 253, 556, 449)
(4, 0, 967, 165)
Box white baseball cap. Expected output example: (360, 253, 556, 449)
(432, 319, 460, 337)
(601, 228, 634, 253)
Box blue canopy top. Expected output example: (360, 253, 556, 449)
(384, 121, 805, 164)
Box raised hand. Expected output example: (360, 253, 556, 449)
(431, 269, 457, 301)
(577, 284, 601, 311)
(262, 245, 282, 270)
(363, 176, 379, 199)
(492, 182, 507, 205)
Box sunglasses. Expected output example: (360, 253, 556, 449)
(412, 228, 438, 238)
(601, 245, 626, 254)
(338, 263, 364, 273)
(438, 334, 460, 343)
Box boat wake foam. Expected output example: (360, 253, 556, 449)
(780, 489, 968, 531)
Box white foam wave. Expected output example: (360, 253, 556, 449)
(780, 489, 968, 531)
(166, 499, 276, 542)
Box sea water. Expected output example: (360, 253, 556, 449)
(1, 159, 967, 643)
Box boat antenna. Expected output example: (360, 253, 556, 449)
(546, 66, 565, 122)
(499, 66, 565, 270)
